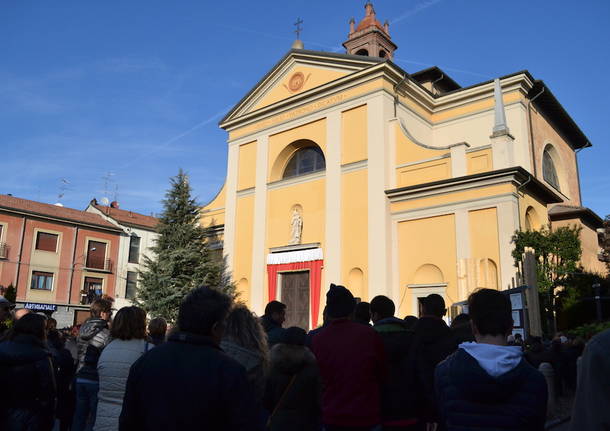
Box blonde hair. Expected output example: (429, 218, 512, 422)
(224, 304, 269, 371)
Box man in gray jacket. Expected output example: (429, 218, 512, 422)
(73, 298, 113, 431)
(570, 328, 610, 430)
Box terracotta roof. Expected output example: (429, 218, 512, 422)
(0, 195, 121, 231)
(356, 3, 386, 34)
(93, 204, 158, 230)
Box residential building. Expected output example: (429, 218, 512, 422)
(86, 199, 158, 310)
(200, 3, 605, 329)
(0, 194, 122, 327)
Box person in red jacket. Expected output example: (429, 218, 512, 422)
(312, 284, 386, 431)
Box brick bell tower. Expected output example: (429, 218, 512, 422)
(343, 2, 397, 59)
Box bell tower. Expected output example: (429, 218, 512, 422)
(343, 2, 397, 59)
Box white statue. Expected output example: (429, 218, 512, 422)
(289, 208, 303, 245)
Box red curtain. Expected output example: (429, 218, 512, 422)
(266, 259, 324, 328)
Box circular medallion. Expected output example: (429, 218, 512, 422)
(288, 72, 305, 92)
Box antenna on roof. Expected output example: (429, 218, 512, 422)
(101, 172, 115, 207)
(56, 178, 70, 206)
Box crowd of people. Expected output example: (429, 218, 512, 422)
(0, 284, 608, 430)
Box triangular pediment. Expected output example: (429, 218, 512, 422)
(221, 49, 383, 127)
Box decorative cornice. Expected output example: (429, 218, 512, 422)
(267, 170, 325, 190)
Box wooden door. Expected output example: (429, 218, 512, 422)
(281, 271, 310, 330)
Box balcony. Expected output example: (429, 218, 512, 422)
(84, 258, 113, 273)
(0, 243, 7, 259)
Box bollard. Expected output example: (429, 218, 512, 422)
(539, 362, 556, 417)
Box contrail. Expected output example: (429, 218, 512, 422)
(391, 0, 444, 25)
(119, 106, 231, 169)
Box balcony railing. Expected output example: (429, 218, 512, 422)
(84, 258, 113, 272)
(0, 243, 7, 259)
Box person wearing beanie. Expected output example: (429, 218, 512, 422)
(312, 284, 386, 430)
(264, 327, 321, 431)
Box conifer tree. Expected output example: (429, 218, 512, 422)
(137, 169, 234, 322)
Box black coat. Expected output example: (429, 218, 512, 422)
(264, 343, 321, 431)
(119, 331, 262, 431)
(373, 317, 417, 423)
(411, 317, 458, 422)
(0, 335, 56, 431)
(435, 348, 547, 431)
(261, 315, 285, 347)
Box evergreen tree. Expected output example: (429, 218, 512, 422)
(137, 170, 234, 322)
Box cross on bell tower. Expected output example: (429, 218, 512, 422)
(292, 17, 304, 49)
(343, 2, 397, 59)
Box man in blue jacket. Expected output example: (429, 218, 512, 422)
(435, 289, 547, 431)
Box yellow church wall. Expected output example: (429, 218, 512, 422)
(467, 148, 493, 175)
(237, 141, 257, 191)
(233, 195, 255, 304)
(390, 183, 514, 214)
(341, 105, 368, 165)
(341, 169, 368, 300)
(530, 107, 581, 205)
(266, 178, 326, 249)
(267, 119, 327, 182)
(397, 214, 457, 318)
(468, 207, 501, 289)
(397, 90, 524, 125)
(396, 158, 451, 188)
(228, 78, 387, 141)
(519, 192, 549, 230)
(200, 183, 226, 228)
(253, 66, 350, 111)
(552, 219, 607, 275)
(395, 122, 448, 166)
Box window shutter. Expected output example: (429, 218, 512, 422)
(86, 241, 107, 269)
(36, 232, 58, 252)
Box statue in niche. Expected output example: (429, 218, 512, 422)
(289, 208, 303, 245)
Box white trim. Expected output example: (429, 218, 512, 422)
(324, 110, 342, 287)
(396, 153, 450, 170)
(236, 187, 255, 197)
(391, 193, 517, 222)
(223, 144, 240, 274)
(250, 135, 269, 315)
(267, 248, 323, 265)
(341, 159, 368, 173)
(267, 170, 325, 190)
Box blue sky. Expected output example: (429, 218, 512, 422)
(2, 1, 609, 217)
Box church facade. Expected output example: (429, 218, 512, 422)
(201, 3, 604, 329)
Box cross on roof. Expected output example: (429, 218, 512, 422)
(294, 17, 303, 39)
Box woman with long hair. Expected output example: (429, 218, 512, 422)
(0, 313, 56, 431)
(220, 304, 270, 401)
(94, 306, 151, 431)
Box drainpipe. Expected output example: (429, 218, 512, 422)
(574, 146, 587, 206)
(14, 216, 27, 297)
(526, 86, 545, 177)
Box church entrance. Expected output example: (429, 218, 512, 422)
(280, 271, 310, 329)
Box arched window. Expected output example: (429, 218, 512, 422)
(355, 48, 369, 56)
(379, 50, 387, 58)
(542, 148, 560, 190)
(283, 146, 326, 179)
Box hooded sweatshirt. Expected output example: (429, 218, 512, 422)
(435, 342, 548, 431)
